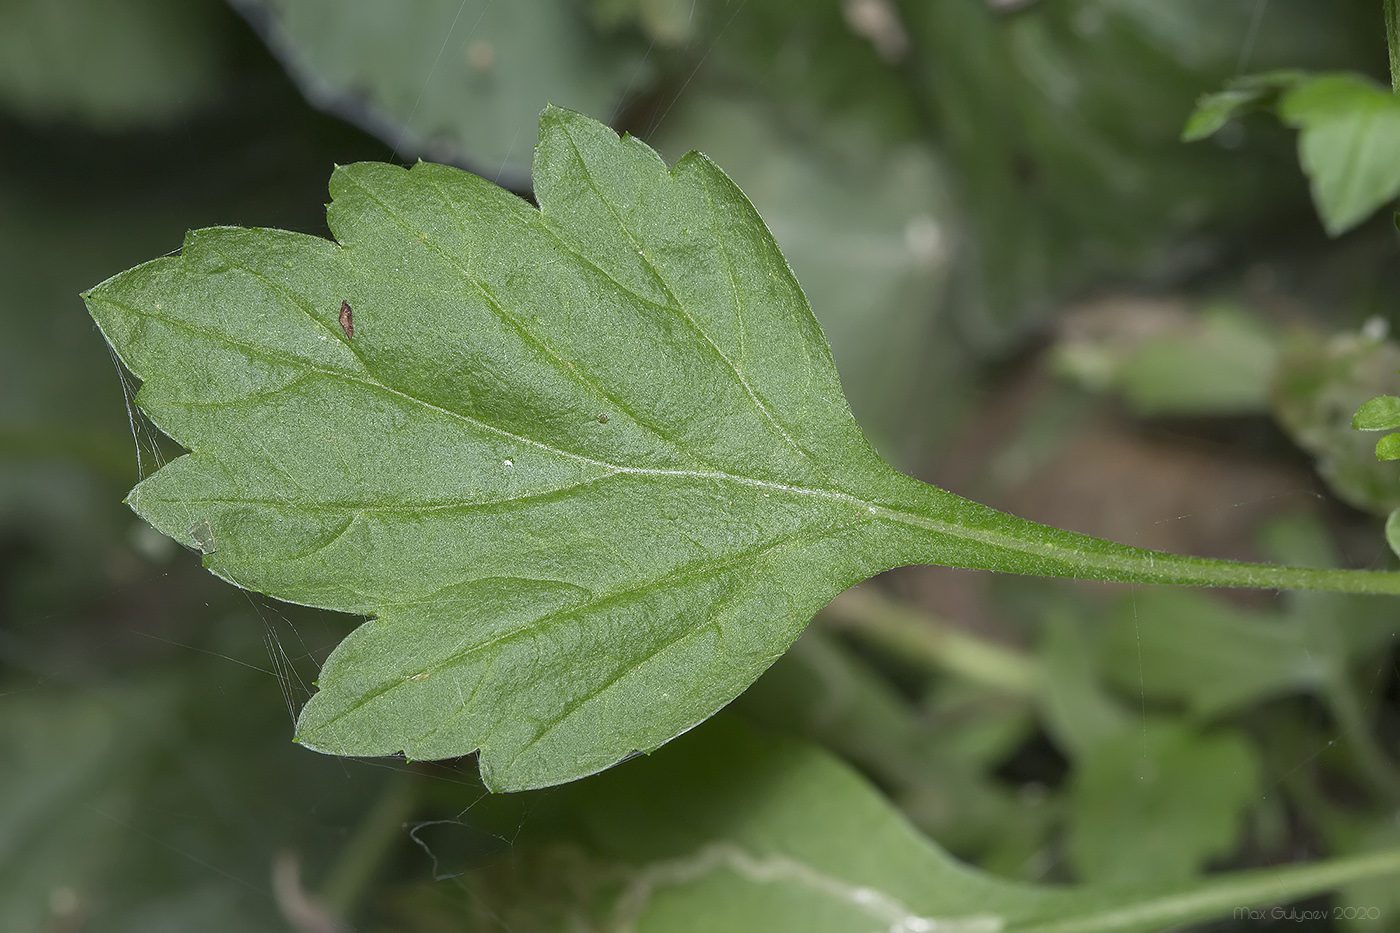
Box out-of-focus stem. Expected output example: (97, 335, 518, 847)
(319, 772, 418, 918)
(1324, 672, 1400, 805)
(822, 587, 1041, 696)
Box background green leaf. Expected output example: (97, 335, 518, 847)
(1273, 327, 1400, 514)
(0, 0, 234, 128)
(1180, 70, 1306, 142)
(229, 0, 649, 185)
(388, 715, 1400, 933)
(897, 0, 1377, 341)
(1052, 301, 1279, 417)
(1068, 720, 1261, 884)
(0, 632, 404, 931)
(1279, 73, 1400, 235)
(1101, 589, 1323, 718)
(1351, 392, 1400, 429)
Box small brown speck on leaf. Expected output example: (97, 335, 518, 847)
(338, 300, 354, 338)
(598, 413, 609, 423)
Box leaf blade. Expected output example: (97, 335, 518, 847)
(86, 106, 1400, 789)
(1353, 393, 1400, 430)
(1279, 73, 1400, 235)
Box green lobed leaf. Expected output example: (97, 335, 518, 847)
(85, 106, 1400, 790)
(1279, 73, 1400, 235)
(1377, 432, 1400, 460)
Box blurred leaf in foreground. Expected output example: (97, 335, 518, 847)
(394, 716, 1400, 932)
(0, 639, 404, 931)
(230, 0, 648, 185)
(0, 688, 157, 932)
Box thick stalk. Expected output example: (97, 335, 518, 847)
(822, 587, 1039, 695)
(320, 773, 417, 918)
(877, 480, 1400, 597)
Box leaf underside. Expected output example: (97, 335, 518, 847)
(85, 106, 1400, 790)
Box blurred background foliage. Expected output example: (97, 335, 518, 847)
(3, 0, 1400, 930)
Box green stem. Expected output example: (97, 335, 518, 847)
(319, 772, 417, 918)
(1388, 0, 1400, 93)
(822, 587, 1040, 695)
(880, 481, 1400, 597)
(1017, 847, 1400, 933)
